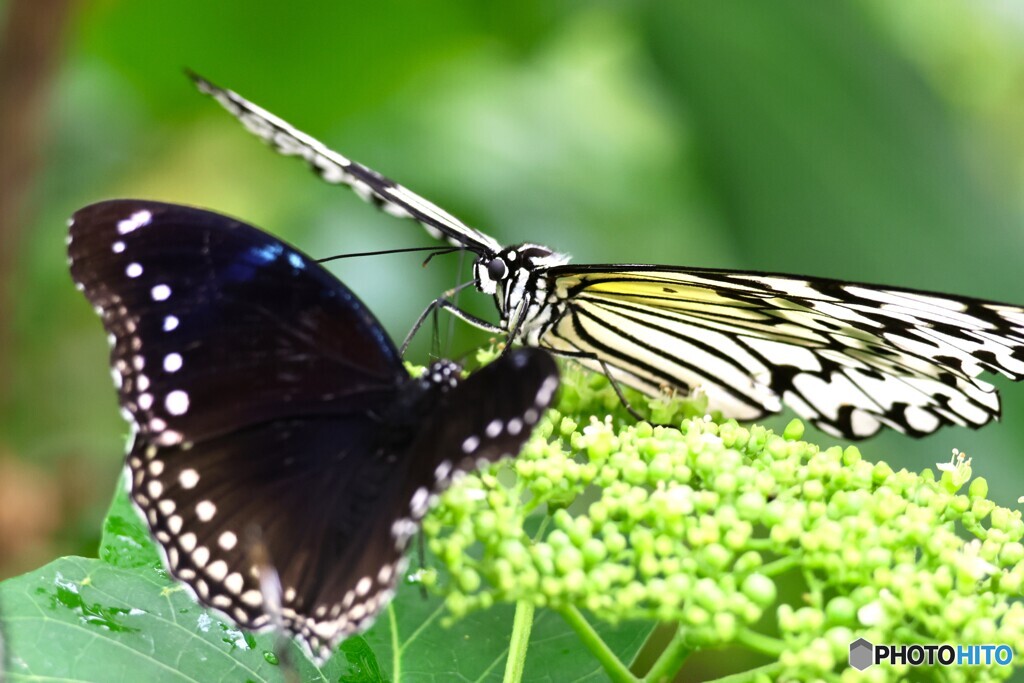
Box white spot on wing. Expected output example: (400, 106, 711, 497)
(157, 430, 183, 447)
(193, 546, 210, 568)
(117, 210, 152, 234)
(179, 469, 199, 489)
(218, 531, 237, 550)
(225, 572, 244, 594)
(164, 353, 183, 373)
(206, 559, 228, 581)
(241, 590, 263, 607)
(195, 500, 216, 522)
(180, 532, 197, 552)
(151, 284, 171, 301)
(410, 487, 429, 517)
(166, 390, 190, 415)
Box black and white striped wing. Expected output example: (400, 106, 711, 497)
(189, 71, 502, 255)
(541, 265, 1024, 439)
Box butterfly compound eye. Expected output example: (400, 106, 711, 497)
(487, 258, 508, 281)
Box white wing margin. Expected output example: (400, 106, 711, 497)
(542, 266, 1024, 439)
(188, 71, 503, 255)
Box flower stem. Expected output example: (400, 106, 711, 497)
(502, 600, 535, 683)
(557, 605, 639, 683)
(642, 627, 692, 683)
(758, 554, 800, 576)
(735, 628, 786, 657)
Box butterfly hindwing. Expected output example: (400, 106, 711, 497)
(403, 349, 560, 495)
(543, 265, 1024, 438)
(126, 415, 397, 646)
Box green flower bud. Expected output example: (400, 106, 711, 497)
(742, 573, 776, 608)
(783, 419, 805, 441)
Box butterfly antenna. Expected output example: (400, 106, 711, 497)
(421, 246, 462, 267)
(317, 245, 455, 264)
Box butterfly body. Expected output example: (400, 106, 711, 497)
(69, 199, 559, 661)
(190, 72, 1024, 441)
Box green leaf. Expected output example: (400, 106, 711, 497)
(362, 583, 651, 682)
(1, 483, 651, 681)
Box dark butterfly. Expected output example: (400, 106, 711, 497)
(191, 72, 1024, 440)
(68, 199, 560, 661)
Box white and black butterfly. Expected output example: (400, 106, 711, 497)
(190, 72, 1024, 441)
(68, 199, 560, 662)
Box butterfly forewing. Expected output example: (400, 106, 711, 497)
(189, 71, 502, 255)
(68, 200, 405, 444)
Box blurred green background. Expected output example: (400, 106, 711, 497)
(2, 0, 1023, 622)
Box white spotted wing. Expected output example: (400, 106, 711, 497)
(68, 200, 559, 662)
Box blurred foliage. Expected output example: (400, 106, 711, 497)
(2, 1, 1024, 677)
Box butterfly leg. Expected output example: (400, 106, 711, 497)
(495, 301, 528, 358)
(401, 295, 503, 356)
(597, 359, 653, 423)
(549, 349, 659, 424)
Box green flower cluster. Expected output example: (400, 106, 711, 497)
(421, 360, 1024, 682)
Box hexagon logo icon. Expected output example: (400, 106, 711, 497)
(849, 638, 874, 671)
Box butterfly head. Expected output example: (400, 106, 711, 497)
(473, 244, 571, 296)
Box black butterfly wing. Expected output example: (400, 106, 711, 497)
(188, 71, 503, 255)
(69, 200, 406, 444)
(399, 348, 560, 503)
(124, 414, 399, 648)
(70, 201, 560, 662)
(125, 349, 559, 662)
(69, 200, 412, 654)
(541, 264, 1024, 439)
(291, 348, 560, 659)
